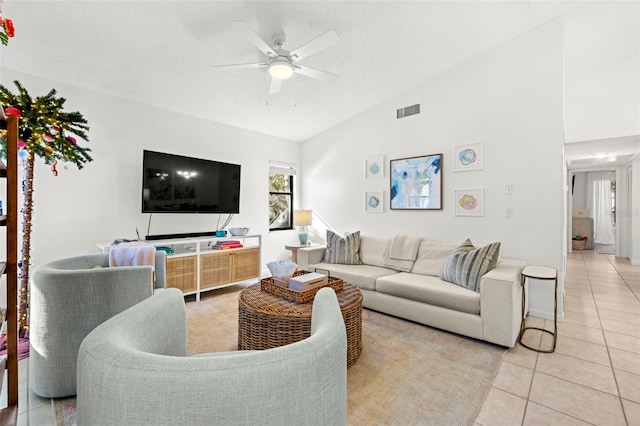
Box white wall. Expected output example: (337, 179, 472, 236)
(571, 172, 589, 211)
(301, 21, 566, 319)
(632, 158, 640, 265)
(565, 58, 640, 143)
(563, 2, 640, 144)
(0, 69, 301, 275)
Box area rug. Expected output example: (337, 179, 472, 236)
(596, 243, 616, 255)
(56, 285, 505, 425)
(52, 397, 76, 426)
(189, 286, 506, 425)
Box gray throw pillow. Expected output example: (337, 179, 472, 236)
(440, 239, 501, 292)
(323, 230, 363, 265)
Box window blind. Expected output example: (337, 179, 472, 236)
(269, 161, 296, 176)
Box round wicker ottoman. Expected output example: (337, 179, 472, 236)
(238, 282, 363, 367)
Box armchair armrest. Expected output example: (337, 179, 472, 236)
(297, 245, 326, 270)
(154, 250, 167, 289)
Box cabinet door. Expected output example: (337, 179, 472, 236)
(232, 248, 260, 282)
(181, 256, 197, 292)
(167, 256, 197, 292)
(200, 252, 233, 289)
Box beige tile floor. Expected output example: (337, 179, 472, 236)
(4, 249, 639, 425)
(476, 249, 640, 426)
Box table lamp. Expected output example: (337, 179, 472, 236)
(294, 209, 312, 245)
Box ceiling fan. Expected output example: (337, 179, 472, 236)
(211, 21, 340, 94)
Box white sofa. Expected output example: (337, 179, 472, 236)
(297, 235, 526, 348)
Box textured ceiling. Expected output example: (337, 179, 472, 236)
(1, 1, 638, 171)
(1, 0, 591, 142)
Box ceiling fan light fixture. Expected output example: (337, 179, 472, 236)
(269, 60, 294, 79)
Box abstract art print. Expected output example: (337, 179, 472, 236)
(454, 188, 484, 216)
(366, 155, 384, 179)
(390, 153, 442, 210)
(366, 191, 383, 213)
(453, 142, 483, 172)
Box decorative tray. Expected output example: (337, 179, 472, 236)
(261, 270, 344, 304)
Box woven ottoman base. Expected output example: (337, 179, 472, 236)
(238, 282, 363, 367)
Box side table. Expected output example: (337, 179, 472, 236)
(285, 242, 318, 263)
(238, 282, 363, 367)
(519, 265, 558, 353)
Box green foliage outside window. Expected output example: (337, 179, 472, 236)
(269, 172, 293, 230)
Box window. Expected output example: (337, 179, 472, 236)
(269, 162, 295, 231)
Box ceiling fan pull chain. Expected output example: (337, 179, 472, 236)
(293, 74, 297, 108)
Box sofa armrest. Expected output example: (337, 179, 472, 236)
(297, 246, 326, 270)
(480, 259, 526, 347)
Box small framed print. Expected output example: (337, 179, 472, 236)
(453, 142, 483, 172)
(366, 155, 384, 179)
(454, 188, 484, 216)
(365, 191, 383, 213)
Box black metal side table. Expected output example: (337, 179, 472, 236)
(519, 265, 558, 353)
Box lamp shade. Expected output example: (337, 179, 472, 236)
(294, 210, 312, 226)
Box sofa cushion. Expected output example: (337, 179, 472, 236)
(309, 262, 396, 291)
(323, 230, 363, 265)
(411, 241, 458, 277)
(440, 239, 501, 292)
(359, 236, 391, 268)
(376, 272, 480, 315)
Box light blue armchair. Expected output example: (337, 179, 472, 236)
(29, 250, 166, 398)
(77, 287, 348, 426)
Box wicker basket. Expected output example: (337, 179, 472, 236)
(261, 270, 344, 303)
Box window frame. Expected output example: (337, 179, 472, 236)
(269, 172, 294, 231)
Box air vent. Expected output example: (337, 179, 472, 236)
(396, 103, 421, 119)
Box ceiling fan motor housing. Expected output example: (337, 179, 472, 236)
(271, 33, 287, 49)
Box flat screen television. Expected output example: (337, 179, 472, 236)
(142, 150, 241, 214)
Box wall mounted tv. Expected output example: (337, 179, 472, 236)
(142, 150, 241, 214)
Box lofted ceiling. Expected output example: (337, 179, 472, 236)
(0, 1, 638, 172)
(1, 0, 590, 142)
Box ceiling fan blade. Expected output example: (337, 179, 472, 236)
(289, 30, 339, 61)
(230, 21, 277, 58)
(269, 77, 283, 94)
(295, 65, 340, 83)
(210, 63, 268, 71)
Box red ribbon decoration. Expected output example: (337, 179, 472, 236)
(51, 160, 58, 176)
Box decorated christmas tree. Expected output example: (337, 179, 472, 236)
(0, 80, 92, 336)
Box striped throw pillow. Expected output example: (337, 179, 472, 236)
(440, 239, 501, 292)
(323, 230, 363, 265)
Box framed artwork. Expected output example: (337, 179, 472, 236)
(365, 191, 383, 213)
(366, 155, 384, 179)
(454, 188, 484, 216)
(453, 142, 483, 172)
(390, 153, 442, 210)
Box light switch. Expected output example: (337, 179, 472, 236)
(505, 208, 513, 218)
(505, 185, 513, 196)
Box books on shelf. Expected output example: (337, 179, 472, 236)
(211, 240, 244, 250)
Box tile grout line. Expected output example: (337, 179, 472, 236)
(587, 252, 630, 426)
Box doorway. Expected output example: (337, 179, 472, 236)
(571, 171, 616, 254)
